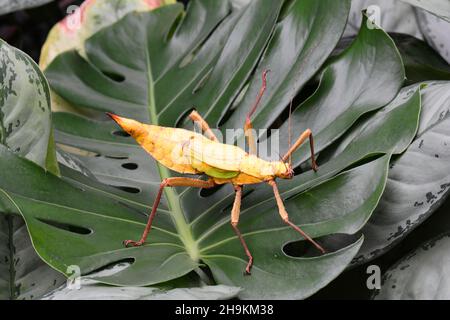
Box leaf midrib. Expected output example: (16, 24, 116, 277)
(144, 44, 199, 262)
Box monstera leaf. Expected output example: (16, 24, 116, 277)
(38, 0, 421, 299)
(0, 45, 233, 300)
(0, 0, 426, 299)
(335, 33, 450, 85)
(38, 0, 175, 117)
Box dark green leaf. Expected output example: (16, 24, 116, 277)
(276, 14, 405, 167)
(334, 33, 450, 85)
(0, 145, 384, 299)
(242, 86, 422, 220)
(392, 33, 450, 84)
(223, 0, 352, 131)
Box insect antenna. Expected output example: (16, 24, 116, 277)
(288, 98, 293, 167)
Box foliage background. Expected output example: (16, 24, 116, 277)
(0, 0, 449, 300)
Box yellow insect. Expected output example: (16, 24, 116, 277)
(108, 71, 325, 275)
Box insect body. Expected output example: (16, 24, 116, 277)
(108, 117, 293, 184)
(108, 71, 325, 275)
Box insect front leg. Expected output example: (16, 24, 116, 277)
(230, 185, 254, 275)
(123, 177, 216, 247)
(267, 180, 325, 254)
(282, 129, 318, 171)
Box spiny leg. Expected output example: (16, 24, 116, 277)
(282, 129, 318, 172)
(244, 70, 270, 155)
(230, 185, 253, 275)
(124, 177, 216, 247)
(267, 180, 325, 254)
(189, 110, 219, 142)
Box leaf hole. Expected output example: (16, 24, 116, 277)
(121, 163, 139, 170)
(192, 68, 213, 94)
(175, 108, 196, 129)
(179, 4, 232, 69)
(218, 82, 250, 128)
(85, 258, 135, 277)
(112, 130, 130, 137)
(37, 218, 92, 235)
(101, 71, 125, 83)
(200, 184, 225, 198)
(282, 233, 358, 258)
(278, 0, 297, 21)
(112, 186, 141, 194)
(104, 155, 129, 160)
(165, 11, 184, 42)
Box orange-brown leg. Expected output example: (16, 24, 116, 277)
(268, 180, 325, 254)
(244, 69, 270, 155)
(281, 129, 318, 171)
(124, 177, 216, 247)
(189, 110, 219, 142)
(244, 121, 257, 156)
(230, 185, 253, 275)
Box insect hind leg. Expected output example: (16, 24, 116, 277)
(123, 177, 216, 247)
(230, 185, 253, 275)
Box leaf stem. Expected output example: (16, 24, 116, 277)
(145, 46, 199, 262)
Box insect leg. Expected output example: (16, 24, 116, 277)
(267, 180, 325, 254)
(281, 129, 318, 171)
(230, 185, 253, 275)
(123, 177, 216, 247)
(244, 70, 270, 155)
(189, 110, 219, 142)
